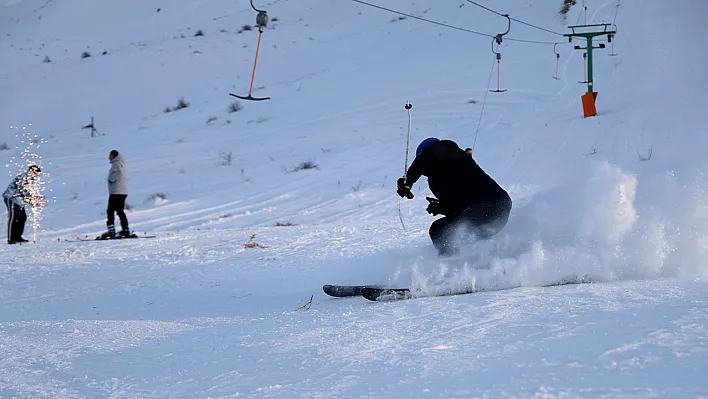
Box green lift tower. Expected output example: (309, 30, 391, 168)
(564, 23, 616, 117)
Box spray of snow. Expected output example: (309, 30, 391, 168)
(390, 160, 708, 295)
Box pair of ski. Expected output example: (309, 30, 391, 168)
(323, 284, 504, 302)
(323, 274, 594, 302)
(65, 235, 156, 242)
(323, 284, 413, 302)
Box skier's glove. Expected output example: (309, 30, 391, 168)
(397, 177, 414, 199)
(426, 197, 441, 215)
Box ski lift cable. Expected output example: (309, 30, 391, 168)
(575, 4, 584, 25)
(351, 0, 562, 45)
(250, 0, 266, 13)
(612, 0, 620, 25)
(471, 56, 497, 153)
(464, 0, 564, 37)
(508, 17, 564, 37)
(351, 0, 493, 38)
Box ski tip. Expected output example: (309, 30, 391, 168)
(322, 284, 385, 298)
(322, 284, 357, 297)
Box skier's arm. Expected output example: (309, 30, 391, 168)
(404, 151, 431, 186)
(108, 165, 119, 183)
(15, 176, 32, 200)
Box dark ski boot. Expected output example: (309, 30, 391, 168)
(98, 225, 116, 240)
(118, 229, 135, 238)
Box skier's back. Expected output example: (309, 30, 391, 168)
(397, 138, 512, 256)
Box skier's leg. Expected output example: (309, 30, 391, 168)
(116, 194, 129, 233)
(103, 195, 116, 237)
(463, 194, 512, 240)
(106, 195, 116, 228)
(429, 216, 461, 256)
(4, 198, 12, 243)
(487, 194, 512, 235)
(15, 204, 26, 240)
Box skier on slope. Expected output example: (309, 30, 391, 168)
(99, 150, 134, 239)
(2, 165, 44, 244)
(397, 138, 512, 257)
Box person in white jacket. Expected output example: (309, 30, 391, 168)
(99, 150, 133, 239)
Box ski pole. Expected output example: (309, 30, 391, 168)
(399, 102, 413, 230)
(403, 102, 412, 179)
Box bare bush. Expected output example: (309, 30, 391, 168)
(244, 234, 266, 249)
(559, 0, 577, 18)
(248, 116, 270, 124)
(145, 192, 169, 202)
(295, 295, 313, 311)
(291, 160, 319, 172)
(221, 151, 232, 166)
(174, 97, 189, 110)
(227, 100, 243, 113)
(165, 97, 189, 113)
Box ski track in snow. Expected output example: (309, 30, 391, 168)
(2, 279, 706, 398)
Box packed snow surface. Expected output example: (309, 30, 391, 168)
(1, 0, 707, 397)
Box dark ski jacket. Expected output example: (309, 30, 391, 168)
(405, 140, 510, 216)
(2, 172, 35, 207)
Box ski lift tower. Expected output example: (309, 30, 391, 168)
(564, 23, 616, 117)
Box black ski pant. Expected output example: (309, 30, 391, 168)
(429, 194, 512, 256)
(4, 198, 26, 243)
(107, 194, 129, 231)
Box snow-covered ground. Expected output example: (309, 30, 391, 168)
(1, 0, 707, 397)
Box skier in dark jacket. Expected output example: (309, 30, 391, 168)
(2, 165, 43, 244)
(397, 138, 512, 256)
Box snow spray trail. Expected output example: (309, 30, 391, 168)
(390, 160, 708, 294)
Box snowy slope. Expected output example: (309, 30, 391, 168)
(1, 0, 708, 397)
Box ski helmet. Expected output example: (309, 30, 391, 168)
(416, 137, 439, 156)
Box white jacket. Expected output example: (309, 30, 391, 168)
(108, 153, 129, 195)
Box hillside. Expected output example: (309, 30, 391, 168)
(1, 0, 707, 397)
